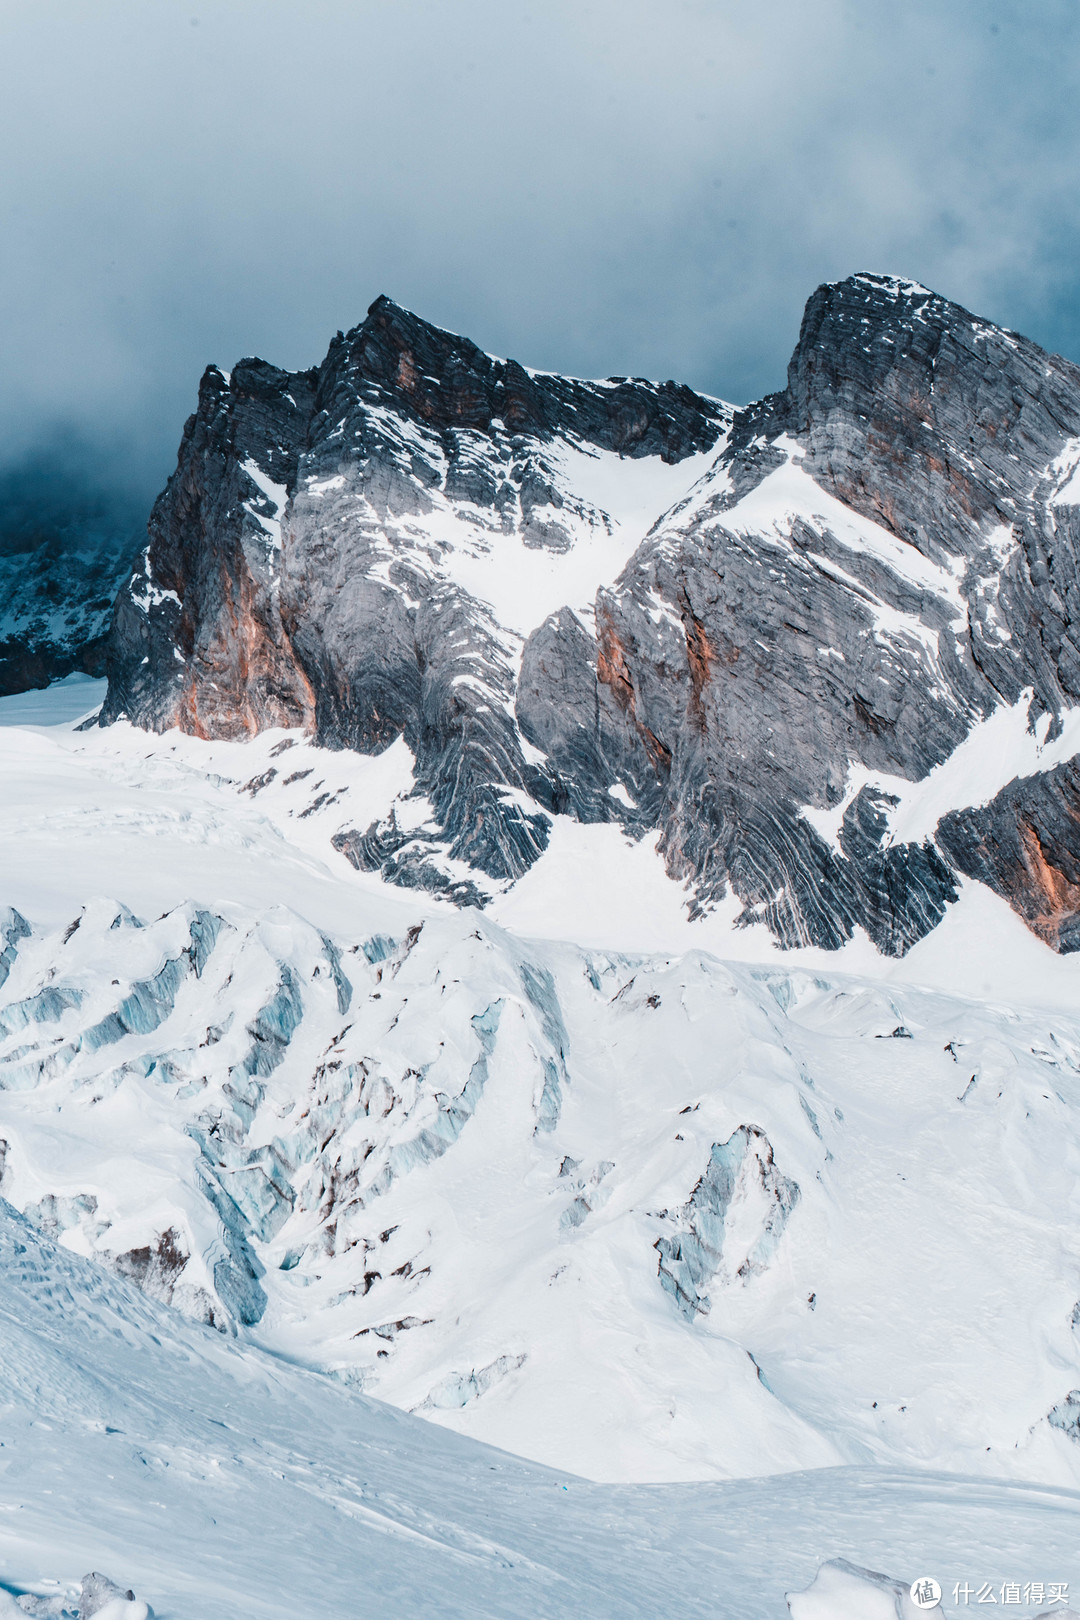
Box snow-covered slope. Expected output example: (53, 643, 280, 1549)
(1, 1195, 1078, 1619)
(6, 685, 1080, 1499)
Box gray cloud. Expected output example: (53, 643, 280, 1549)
(2, 0, 1080, 505)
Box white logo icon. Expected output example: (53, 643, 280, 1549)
(910, 1577, 942, 1609)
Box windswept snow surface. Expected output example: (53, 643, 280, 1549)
(7, 679, 1080, 1008)
(0, 675, 108, 729)
(1, 1202, 1078, 1619)
(5, 686, 1080, 1490)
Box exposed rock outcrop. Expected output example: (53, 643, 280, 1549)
(938, 761, 1080, 952)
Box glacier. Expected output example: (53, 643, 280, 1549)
(4, 683, 1080, 1520)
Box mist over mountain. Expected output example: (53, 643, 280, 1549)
(6, 3, 1080, 521)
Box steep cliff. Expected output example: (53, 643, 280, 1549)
(549, 273, 1080, 949)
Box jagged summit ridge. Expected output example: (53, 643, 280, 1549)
(334, 293, 726, 455)
(100, 275, 1080, 952)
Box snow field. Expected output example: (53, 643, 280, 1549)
(2, 804, 1080, 1486)
(0, 1200, 1077, 1618)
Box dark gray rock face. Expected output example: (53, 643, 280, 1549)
(785, 276, 1080, 721)
(102, 358, 320, 738)
(100, 275, 1080, 951)
(839, 788, 957, 957)
(938, 761, 1080, 952)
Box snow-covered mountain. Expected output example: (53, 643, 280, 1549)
(98, 296, 727, 910)
(0, 450, 144, 699)
(96, 275, 1080, 957)
(9, 272, 1080, 1611)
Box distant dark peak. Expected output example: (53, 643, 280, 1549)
(0, 435, 150, 694)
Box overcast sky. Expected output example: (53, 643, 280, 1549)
(3, 0, 1080, 506)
